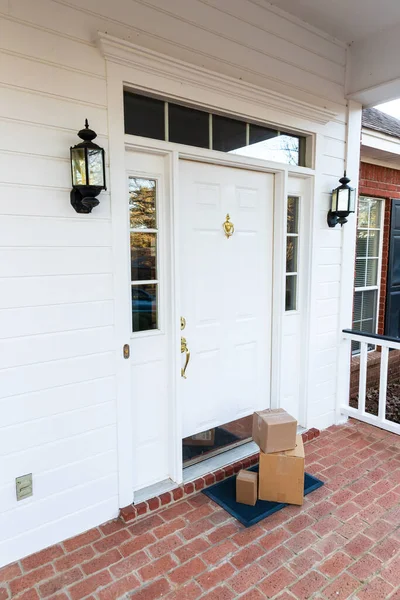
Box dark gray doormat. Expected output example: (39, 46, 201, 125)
(202, 466, 324, 527)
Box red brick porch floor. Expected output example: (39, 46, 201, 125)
(2, 419, 400, 600)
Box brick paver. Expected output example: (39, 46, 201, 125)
(1, 419, 399, 599)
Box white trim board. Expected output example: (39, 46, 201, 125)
(98, 32, 338, 126)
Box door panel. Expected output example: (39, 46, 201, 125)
(125, 150, 172, 491)
(179, 160, 273, 438)
(386, 200, 400, 338)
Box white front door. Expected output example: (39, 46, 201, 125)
(179, 160, 274, 438)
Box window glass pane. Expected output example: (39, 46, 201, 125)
(124, 91, 165, 140)
(366, 258, 378, 286)
(353, 292, 362, 322)
(129, 178, 156, 230)
(213, 115, 246, 152)
(369, 200, 381, 227)
(169, 103, 209, 148)
(355, 259, 366, 287)
(249, 124, 278, 145)
(358, 201, 369, 228)
(88, 148, 104, 187)
(131, 233, 157, 281)
(362, 289, 377, 320)
(367, 230, 380, 257)
(285, 275, 297, 311)
(286, 237, 298, 273)
(132, 284, 158, 332)
(287, 197, 299, 234)
(231, 132, 301, 165)
(356, 230, 368, 258)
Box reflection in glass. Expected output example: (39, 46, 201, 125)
(369, 200, 381, 228)
(130, 233, 157, 281)
(132, 284, 158, 332)
(129, 178, 156, 230)
(285, 275, 297, 311)
(287, 197, 299, 234)
(231, 133, 300, 165)
(286, 237, 298, 273)
(88, 148, 104, 187)
(358, 200, 369, 228)
(71, 148, 86, 186)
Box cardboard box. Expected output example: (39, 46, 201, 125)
(258, 435, 305, 505)
(182, 429, 215, 446)
(236, 470, 258, 506)
(252, 408, 297, 454)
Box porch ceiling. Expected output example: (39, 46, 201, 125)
(267, 0, 400, 43)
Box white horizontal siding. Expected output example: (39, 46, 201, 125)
(0, 301, 113, 338)
(0, 185, 110, 218)
(0, 0, 352, 568)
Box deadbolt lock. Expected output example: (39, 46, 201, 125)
(180, 316, 186, 331)
(123, 344, 130, 359)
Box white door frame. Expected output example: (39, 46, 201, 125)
(103, 46, 316, 506)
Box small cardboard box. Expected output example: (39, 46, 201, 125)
(182, 429, 215, 447)
(236, 470, 258, 506)
(252, 408, 297, 454)
(258, 435, 305, 505)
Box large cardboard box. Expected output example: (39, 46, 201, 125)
(236, 470, 258, 506)
(252, 408, 297, 454)
(258, 435, 305, 505)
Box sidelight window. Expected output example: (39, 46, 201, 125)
(285, 196, 300, 311)
(129, 177, 159, 333)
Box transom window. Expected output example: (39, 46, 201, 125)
(124, 91, 306, 166)
(129, 177, 159, 333)
(352, 197, 383, 353)
(285, 196, 300, 311)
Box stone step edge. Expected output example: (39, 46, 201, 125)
(119, 428, 320, 523)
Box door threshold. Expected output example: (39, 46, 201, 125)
(133, 478, 176, 505)
(183, 425, 306, 483)
(183, 440, 258, 483)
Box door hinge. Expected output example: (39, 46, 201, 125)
(123, 344, 130, 359)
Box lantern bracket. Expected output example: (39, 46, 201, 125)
(70, 188, 100, 214)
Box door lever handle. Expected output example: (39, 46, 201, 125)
(181, 336, 190, 378)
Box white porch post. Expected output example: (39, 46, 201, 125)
(335, 100, 362, 424)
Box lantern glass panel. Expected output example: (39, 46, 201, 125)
(349, 188, 356, 213)
(337, 188, 349, 212)
(88, 148, 104, 187)
(71, 148, 87, 186)
(331, 189, 338, 213)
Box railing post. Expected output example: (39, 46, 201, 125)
(358, 341, 367, 415)
(378, 346, 389, 422)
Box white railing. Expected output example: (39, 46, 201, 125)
(342, 329, 400, 435)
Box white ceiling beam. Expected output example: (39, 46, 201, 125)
(346, 23, 400, 106)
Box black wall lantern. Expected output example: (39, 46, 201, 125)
(327, 171, 356, 227)
(70, 120, 106, 213)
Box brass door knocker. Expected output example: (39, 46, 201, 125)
(223, 214, 234, 238)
